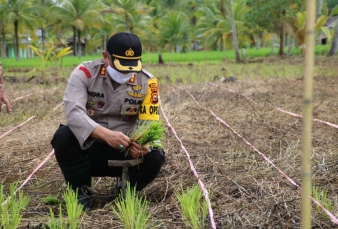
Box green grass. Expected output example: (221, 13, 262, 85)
(41, 196, 61, 205)
(0, 45, 331, 68)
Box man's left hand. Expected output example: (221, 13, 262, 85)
(129, 142, 149, 158)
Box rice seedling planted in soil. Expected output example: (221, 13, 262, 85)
(112, 182, 162, 229)
(176, 184, 209, 229)
(0, 183, 30, 229)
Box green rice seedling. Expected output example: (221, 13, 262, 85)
(44, 206, 66, 229)
(0, 183, 30, 229)
(129, 120, 165, 150)
(112, 182, 161, 229)
(176, 184, 209, 229)
(312, 185, 334, 221)
(62, 187, 84, 229)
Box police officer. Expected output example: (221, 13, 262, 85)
(0, 61, 12, 113)
(51, 32, 165, 211)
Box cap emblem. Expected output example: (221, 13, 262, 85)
(125, 48, 134, 57)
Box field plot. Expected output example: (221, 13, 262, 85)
(1, 59, 338, 228)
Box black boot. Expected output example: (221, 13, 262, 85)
(58, 156, 92, 211)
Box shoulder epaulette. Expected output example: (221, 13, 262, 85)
(86, 59, 104, 69)
(141, 69, 154, 79)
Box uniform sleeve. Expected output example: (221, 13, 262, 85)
(138, 77, 160, 120)
(64, 65, 100, 149)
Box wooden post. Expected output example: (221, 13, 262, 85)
(301, 0, 316, 228)
(108, 158, 143, 198)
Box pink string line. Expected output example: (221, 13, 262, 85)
(160, 101, 217, 229)
(1, 149, 55, 206)
(180, 86, 338, 225)
(1, 93, 33, 108)
(209, 82, 338, 130)
(1, 101, 66, 206)
(53, 101, 64, 110)
(0, 116, 36, 140)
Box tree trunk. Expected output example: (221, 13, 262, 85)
(278, 26, 285, 56)
(256, 36, 261, 50)
(73, 27, 77, 56)
(103, 31, 107, 52)
(78, 30, 82, 59)
(158, 53, 164, 64)
(220, 34, 224, 51)
(2, 32, 6, 59)
(26, 31, 30, 58)
(41, 28, 45, 50)
(14, 20, 19, 61)
(314, 0, 323, 44)
(220, 0, 226, 18)
(287, 37, 295, 57)
(270, 34, 275, 56)
(327, 23, 338, 56)
(125, 13, 129, 31)
(316, 0, 323, 19)
(228, 0, 241, 63)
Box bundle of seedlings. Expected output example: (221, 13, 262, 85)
(128, 120, 165, 152)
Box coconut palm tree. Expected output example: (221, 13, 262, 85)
(50, 0, 103, 57)
(159, 11, 190, 52)
(30, 0, 57, 51)
(196, 0, 250, 52)
(195, 4, 226, 51)
(105, 0, 151, 33)
(1, 0, 37, 61)
(285, 9, 334, 56)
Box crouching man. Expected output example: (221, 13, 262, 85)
(51, 32, 165, 211)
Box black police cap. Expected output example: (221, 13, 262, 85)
(106, 32, 142, 72)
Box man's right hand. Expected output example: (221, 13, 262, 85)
(91, 125, 131, 150)
(0, 85, 12, 113)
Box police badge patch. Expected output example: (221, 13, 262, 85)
(98, 101, 105, 108)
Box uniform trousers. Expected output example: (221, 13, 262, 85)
(51, 125, 165, 191)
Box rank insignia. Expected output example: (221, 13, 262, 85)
(99, 65, 106, 76)
(128, 73, 136, 84)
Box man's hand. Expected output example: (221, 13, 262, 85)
(91, 126, 131, 150)
(0, 85, 12, 113)
(129, 142, 149, 158)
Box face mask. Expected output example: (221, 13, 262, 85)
(107, 65, 135, 84)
